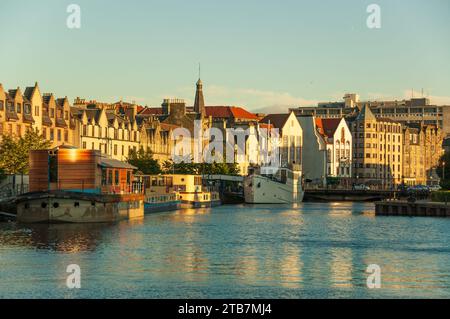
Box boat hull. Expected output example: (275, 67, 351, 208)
(16, 191, 144, 224)
(244, 175, 304, 204)
(144, 200, 181, 213)
(180, 199, 222, 209)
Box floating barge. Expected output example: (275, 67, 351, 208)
(375, 200, 450, 217)
(16, 191, 143, 223)
(17, 147, 144, 223)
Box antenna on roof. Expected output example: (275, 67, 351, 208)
(198, 62, 201, 79)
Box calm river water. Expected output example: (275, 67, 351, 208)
(1, 202, 450, 299)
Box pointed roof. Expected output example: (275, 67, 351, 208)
(8, 87, 22, 100)
(356, 104, 376, 121)
(193, 78, 205, 116)
(260, 113, 290, 129)
(315, 118, 341, 138)
(205, 106, 258, 120)
(24, 82, 40, 100)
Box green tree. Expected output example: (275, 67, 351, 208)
(127, 147, 161, 175)
(437, 152, 450, 189)
(0, 129, 51, 193)
(161, 160, 174, 174)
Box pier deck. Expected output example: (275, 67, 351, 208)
(375, 200, 450, 217)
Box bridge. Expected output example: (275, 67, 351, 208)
(201, 175, 398, 202)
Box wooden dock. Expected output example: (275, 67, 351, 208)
(304, 189, 395, 202)
(375, 200, 450, 217)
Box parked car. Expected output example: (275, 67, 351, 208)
(353, 184, 370, 191)
(429, 185, 442, 192)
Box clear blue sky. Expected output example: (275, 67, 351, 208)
(1, 0, 449, 112)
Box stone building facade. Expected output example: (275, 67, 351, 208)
(402, 123, 443, 186)
(291, 93, 450, 136)
(71, 105, 141, 162)
(351, 105, 403, 189)
(0, 82, 76, 147)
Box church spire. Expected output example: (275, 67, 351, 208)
(193, 65, 205, 116)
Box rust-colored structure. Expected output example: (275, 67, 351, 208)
(29, 147, 138, 194)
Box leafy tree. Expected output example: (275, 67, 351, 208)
(0, 129, 50, 175)
(163, 161, 239, 175)
(0, 129, 50, 193)
(127, 147, 161, 175)
(437, 152, 450, 189)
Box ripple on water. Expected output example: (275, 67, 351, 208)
(1, 202, 450, 298)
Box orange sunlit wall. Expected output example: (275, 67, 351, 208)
(29, 150, 50, 192)
(57, 149, 98, 191)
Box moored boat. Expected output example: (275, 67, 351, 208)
(16, 147, 144, 223)
(16, 191, 144, 223)
(137, 175, 181, 213)
(137, 174, 221, 211)
(244, 164, 304, 204)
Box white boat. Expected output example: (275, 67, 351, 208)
(244, 165, 304, 204)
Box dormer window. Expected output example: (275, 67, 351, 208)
(7, 102, 14, 112)
(24, 104, 31, 114)
(17, 103, 22, 113)
(0, 101, 3, 110)
(50, 108, 55, 117)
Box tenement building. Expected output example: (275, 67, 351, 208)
(291, 93, 450, 136)
(0, 82, 76, 147)
(71, 101, 141, 161)
(351, 105, 403, 189)
(137, 78, 263, 174)
(402, 123, 443, 186)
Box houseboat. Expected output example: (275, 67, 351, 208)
(172, 174, 221, 208)
(135, 174, 221, 211)
(16, 147, 144, 223)
(136, 174, 181, 213)
(138, 174, 221, 209)
(244, 164, 304, 204)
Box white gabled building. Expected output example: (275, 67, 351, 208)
(297, 116, 352, 188)
(259, 111, 303, 168)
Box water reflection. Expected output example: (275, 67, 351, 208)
(0, 223, 114, 253)
(1, 202, 450, 298)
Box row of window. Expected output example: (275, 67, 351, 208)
(82, 141, 137, 157)
(355, 132, 402, 143)
(101, 169, 132, 186)
(355, 153, 402, 161)
(82, 125, 139, 142)
(327, 149, 351, 162)
(327, 166, 351, 176)
(355, 144, 402, 152)
(0, 100, 69, 120)
(356, 122, 402, 133)
(41, 127, 69, 142)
